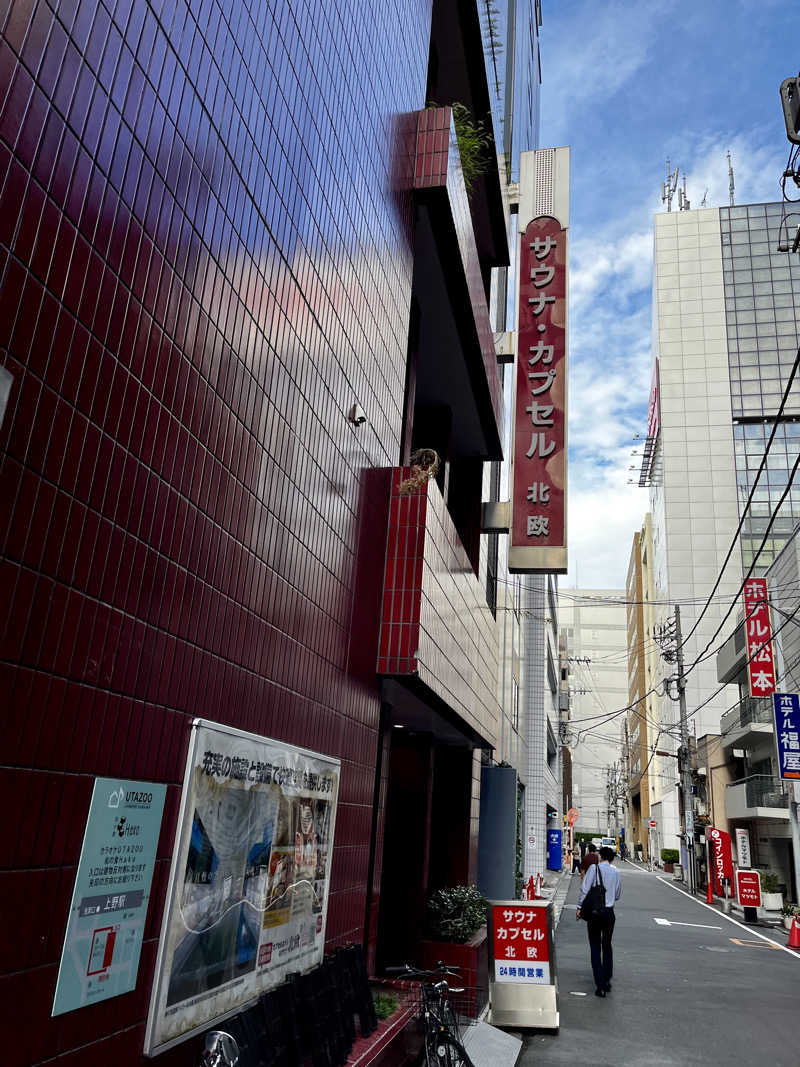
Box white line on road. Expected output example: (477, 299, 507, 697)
(653, 917, 722, 929)
(656, 877, 800, 959)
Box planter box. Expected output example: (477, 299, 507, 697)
(418, 926, 488, 1019)
(762, 892, 783, 911)
(663, 863, 674, 874)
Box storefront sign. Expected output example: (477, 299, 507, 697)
(509, 216, 568, 574)
(773, 693, 800, 778)
(743, 579, 776, 697)
(734, 827, 751, 868)
(735, 869, 761, 908)
(52, 778, 166, 1016)
(707, 827, 733, 896)
(145, 720, 340, 1056)
(491, 904, 550, 984)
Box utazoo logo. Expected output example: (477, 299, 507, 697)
(107, 785, 154, 809)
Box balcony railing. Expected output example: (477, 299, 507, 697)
(720, 696, 773, 736)
(726, 774, 790, 811)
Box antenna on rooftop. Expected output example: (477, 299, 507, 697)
(678, 174, 691, 211)
(701, 188, 708, 207)
(727, 151, 735, 206)
(661, 159, 679, 212)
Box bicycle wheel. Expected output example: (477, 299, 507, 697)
(425, 1030, 475, 1067)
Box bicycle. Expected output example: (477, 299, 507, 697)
(385, 963, 476, 1067)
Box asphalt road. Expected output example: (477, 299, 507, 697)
(518, 861, 799, 1067)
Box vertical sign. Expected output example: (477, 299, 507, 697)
(509, 216, 567, 574)
(734, 827, 751, 868)
(735, 870, 762, 908)
(743, 578, 776, 697)
(52, 778, 166, 1016)
(706, 827, 733, 896)
(491, 903, 551, 984)
(773, 693, 800, 778)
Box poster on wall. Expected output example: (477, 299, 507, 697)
(144, 720, 340, 1056)
(52, 778, 166, 1016)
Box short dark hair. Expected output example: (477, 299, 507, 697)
(587, 843, 596, 852)
(599, 847, 615, 862)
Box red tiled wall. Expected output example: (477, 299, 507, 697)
(0, 0, 432, 1061)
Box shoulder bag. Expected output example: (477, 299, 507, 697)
(580, 863, 605, 921)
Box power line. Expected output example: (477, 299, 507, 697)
(683, 447, 800, 682)
(677, 345, 800, 651)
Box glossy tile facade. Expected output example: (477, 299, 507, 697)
(0, 0, 432, 1060)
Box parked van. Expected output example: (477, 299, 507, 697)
(600, 836, 617, 854)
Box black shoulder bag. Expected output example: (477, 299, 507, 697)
(580, 863, 605, 921)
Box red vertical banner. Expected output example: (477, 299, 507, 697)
(707, 827, 733, 896)
(742, 578, 776, 697)
(509, 216, 567, 574)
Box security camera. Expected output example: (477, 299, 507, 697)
(348, 403, 367, 426)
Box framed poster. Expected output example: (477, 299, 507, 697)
(144, 720, 340, 1056)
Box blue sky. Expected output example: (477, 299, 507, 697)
(538, 0, 799, 588)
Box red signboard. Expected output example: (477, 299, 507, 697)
(735, 869, 762, 908)
(743, 578, 776, 697)
(491, 904, 551, 984)
(707, 827, 733, 896)
(510, 216, 567, 574)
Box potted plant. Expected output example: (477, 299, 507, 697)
(419, 886, 489, 1018)
(781, 902, 798, 930)
(661, 848, 679, 874)
(761, 872, 783, 911)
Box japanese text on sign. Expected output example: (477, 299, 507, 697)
(511, 216, 567, 572)
(491, 904, 551, 984)
(773, 693, 800, 779)
(743, 578, 776, 697)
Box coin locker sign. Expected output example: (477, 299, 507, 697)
(52, 778, 166, 1016)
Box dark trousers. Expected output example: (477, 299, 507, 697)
(572, 858, 581, 873)
(587, 907, 615, 989)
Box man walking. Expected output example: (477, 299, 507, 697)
(579, 842, 598, 874)
(576, 846, 621, 997)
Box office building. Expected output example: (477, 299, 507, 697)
(558, 590, 628, 837)
(0, 0, 547, 1059)
(642, 201, 800, 858)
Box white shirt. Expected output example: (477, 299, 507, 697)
(577, 860, 622, 910)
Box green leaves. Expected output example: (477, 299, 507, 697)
(426, 885, 489, 943)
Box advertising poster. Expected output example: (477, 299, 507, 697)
(52, 778, 166, 1016)
(491, 904, 551, 984)
(145, 720, 340, 1056)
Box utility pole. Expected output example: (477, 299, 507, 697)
(674, 605, 696, 893)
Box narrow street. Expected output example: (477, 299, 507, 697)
(519, 862, 800, 1067)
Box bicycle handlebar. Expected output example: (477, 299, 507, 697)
(384, 962, 461, 978)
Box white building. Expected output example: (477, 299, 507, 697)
(558, 591, 628, 837)
(645, 201, 800, 852)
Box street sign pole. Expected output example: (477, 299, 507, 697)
(674, 605, 696, 894)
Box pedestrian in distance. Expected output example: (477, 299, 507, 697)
(579, 842, 598, 875)
(571, 843, 581, 874)
(575, 846, 621, 998)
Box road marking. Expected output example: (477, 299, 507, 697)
(569, 991, 588, 996)
(729, 937, 780, 950)
(653, 917, 722, 930)
(656, 877, 800, 959)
